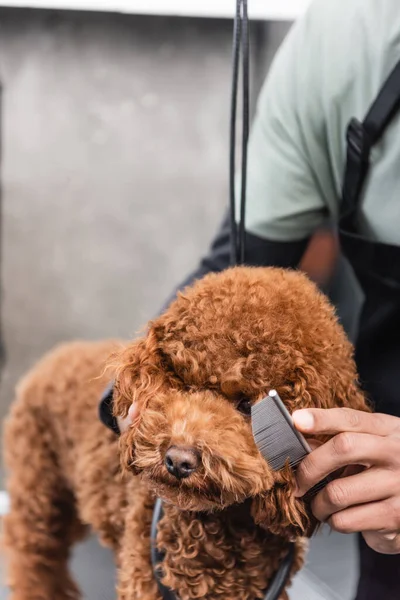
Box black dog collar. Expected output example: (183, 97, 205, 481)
(99, 384, 120, 436)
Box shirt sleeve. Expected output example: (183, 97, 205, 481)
(241, 7, 335, 242)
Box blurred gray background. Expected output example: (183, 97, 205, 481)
(0, 8, 260, 427)
(0, 8, 359, 599)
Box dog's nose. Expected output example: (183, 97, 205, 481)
(165, 446, 200, 479)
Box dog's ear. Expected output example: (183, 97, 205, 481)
(250, 466, 317, 541)
(282, 342, 369, 415)
(111, 325, 180, 475)
(112, 327, 174, 421)
(329, 367, 370, 413)
(250, 338, 367, 540)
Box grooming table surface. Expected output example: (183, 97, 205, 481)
(0, 528, 357, 599)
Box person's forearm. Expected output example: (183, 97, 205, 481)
(160, 209, 310, 311)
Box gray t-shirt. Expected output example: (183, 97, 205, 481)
(243, 0, 400, 245)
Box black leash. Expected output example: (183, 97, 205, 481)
(229, 0, 250, 265)
(0, 86, 5, 383)
(151, 499, 176, 600)
(151, 499, 295, 600)
(228, 2, 296, 592)
(150, 2, 295, 598)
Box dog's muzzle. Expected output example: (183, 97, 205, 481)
(164, 446, 200, 479)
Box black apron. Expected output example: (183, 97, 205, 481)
(340, 59, 400, 418)
(340, 60, 400, 600)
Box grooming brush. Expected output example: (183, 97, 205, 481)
(251, 390, 329, 497)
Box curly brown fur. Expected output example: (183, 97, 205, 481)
(3, 267, 369, 600)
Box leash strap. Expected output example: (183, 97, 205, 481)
(0, 86, 5, 382)
(151, 3, 295, 599)
(151, 498, 295, 600)
(263, 543, 296, 600)
(151, 499, 176, 600)
(229, 0, 250, 265)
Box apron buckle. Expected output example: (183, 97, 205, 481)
(346, 118, 371, 163)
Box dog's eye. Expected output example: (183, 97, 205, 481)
(236, 398, 252, 416)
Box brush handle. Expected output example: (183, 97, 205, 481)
(269, 391, 332, 496)
(268, 390, 312, 455)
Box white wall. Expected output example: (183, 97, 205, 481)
(0, 0, 311, 20)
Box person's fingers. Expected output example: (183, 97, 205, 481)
(307, 439, 324, 451)
(340, 464, 365, 477)
(325, 497, 400, 539)
(311, 468, 395, 522)
(117, 402, 139, 433)
(117, 415, 129, 433)
(128, 402, 139, 421)
(295, 433, 397, 497)
(293, 408, 399, 437)
(362, 531, 400, 555)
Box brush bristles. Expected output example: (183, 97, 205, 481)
(251, 393, 329, 498)
(251, 394, 309, 471)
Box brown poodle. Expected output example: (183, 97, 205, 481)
(2, 266, 368, 600)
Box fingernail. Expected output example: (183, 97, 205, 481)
(293, 410, 314, 431)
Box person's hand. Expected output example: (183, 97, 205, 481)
(293, 408, 400, 555)
(117, 403, 139, 433)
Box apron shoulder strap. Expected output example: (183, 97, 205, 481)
(342, 59, 400, 212)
